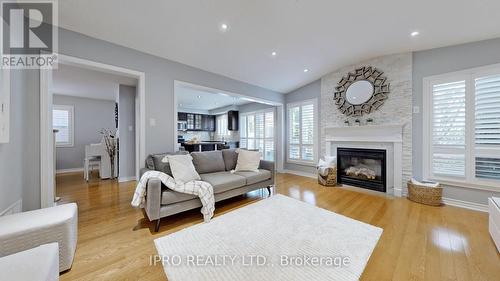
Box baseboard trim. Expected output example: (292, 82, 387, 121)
(279, 169, 317, 179)
(56, 167, 84, 174)
(118, 176, 136, 183)
(442, 197, 488, 212)
(0, 199, 22, 216)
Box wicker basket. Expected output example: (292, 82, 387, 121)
(407, 181, 443, 206)
(318, 167, 337, 186)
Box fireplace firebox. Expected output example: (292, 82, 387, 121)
(337, 148, 386, 192)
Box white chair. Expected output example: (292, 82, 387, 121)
(0, 203, 78, 272)
(0, 243, 59, 281)
(84, 144, 101, 181)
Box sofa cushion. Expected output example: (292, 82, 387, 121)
(191, 151, 226, 174)
(161, 189, 197, 205)
(148, 151, 188, 175)
(222, 149, 238, 171)
(200, 171, 246, 194)
(233, 169, 272, 185)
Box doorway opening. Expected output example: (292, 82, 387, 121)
(40, 55, 146, 208)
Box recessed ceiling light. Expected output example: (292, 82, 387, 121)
(220, 23, 229, 32)
(411, 31, 419, 37)
(303, 68, 309, 73)
(197, 95, 201, 99)
(271, 51, 277, 57)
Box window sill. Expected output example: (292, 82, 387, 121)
(286, 160, 316, 167)
(429, 177, 500, 193)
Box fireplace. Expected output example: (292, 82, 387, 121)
(337, 148, 387, 192)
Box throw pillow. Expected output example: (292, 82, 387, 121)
(234, 149, 261, 172)
(166, 154, 201, 184)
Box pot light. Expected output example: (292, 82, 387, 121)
(197, 95, 201, 99)
(303, 68, 309, 73)
(271, 51, 277, 57)
(220, 23, 229, 32)
(411, 31, 419, 37)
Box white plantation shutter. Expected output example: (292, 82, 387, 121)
(240, 109, 275, 161)
(475, 74, 500, 181)
(53, 105, 74, 147)
(287, 100, 316, 163)
(425, 67, 500, 187)
(431, 81, 466, 177)
(475, 75, 500, 145)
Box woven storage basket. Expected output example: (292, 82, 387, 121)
(318, 166, 337, 186)
(407, 181, 443, 206)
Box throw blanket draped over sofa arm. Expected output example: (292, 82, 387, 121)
(140, 167, 162, 221)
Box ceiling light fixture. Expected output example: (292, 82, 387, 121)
(271, 51, 277, 57)
(411, 31, 419, 37)
(220, 23, 229, 32)
(197, 95, 201, 99)
(303, 68, 309, 73)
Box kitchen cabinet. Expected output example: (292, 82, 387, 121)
(178, 112, 216, 131)
(178, 112, 187, 122)
(228, 110, 239, 131)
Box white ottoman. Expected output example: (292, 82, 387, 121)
(0, 203, 78, 272)
(0, 243, 59, 281)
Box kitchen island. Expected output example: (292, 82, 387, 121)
(181, 141, 239, 152)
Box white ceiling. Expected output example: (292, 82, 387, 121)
(176, 84, 251, 111)
(58, 0, 500, 93)
(53, 64, 138, 100)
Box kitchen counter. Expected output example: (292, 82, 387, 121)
(181, 141, 239, 152)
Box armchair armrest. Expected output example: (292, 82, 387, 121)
(0, 203, 77, 272)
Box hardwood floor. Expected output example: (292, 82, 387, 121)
(56, 172, 500, 281)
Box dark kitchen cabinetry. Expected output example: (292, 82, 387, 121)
(228, 110, 239, 131)
(178, 112, 187, 122)
(178, 112, 216, 131)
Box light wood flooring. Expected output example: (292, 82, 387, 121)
(56, 172, 500, 281)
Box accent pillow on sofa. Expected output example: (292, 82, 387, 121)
(234, 149, 261, 172)
(222, 149, 238, 171)
(165, 154, 201, 184)
(191, 151, 226, 174)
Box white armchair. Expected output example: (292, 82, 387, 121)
(0, 203, 78, 272)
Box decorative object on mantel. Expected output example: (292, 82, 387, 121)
(407, 178, 443, 206)
(366, 118, 374, 125)
(354, 119, 361, 125)
(100, 128, 117, 179)
(317, 156, 337, 186)
(333, 66, 390, 116)
(344, 120, 350, 126)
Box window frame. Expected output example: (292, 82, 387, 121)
(53, 104, 74, 148)
(423, 63, 500, 191)
(286, 98, 318, 166)
(239, 108, 275, 161)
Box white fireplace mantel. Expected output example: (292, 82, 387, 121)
(324, 123, 406, 197)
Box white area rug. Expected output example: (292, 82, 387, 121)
(155, 194, 382, 281)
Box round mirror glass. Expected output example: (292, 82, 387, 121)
(345, 80, 374, 105)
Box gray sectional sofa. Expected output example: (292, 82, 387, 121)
(140, 149, 275, 231)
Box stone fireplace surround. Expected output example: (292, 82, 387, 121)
(325, 124, 405, 196)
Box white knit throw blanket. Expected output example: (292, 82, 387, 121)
(131, 171, 215, 222)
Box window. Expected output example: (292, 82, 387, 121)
(216, 114, 229, 136)
(239, 109, 275, 161)
(287, 99, 317, 164)
(53, 105, 74, 147)
(423, 64, 500, 188)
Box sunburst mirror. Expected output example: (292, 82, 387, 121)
(333, 66, 390, 117)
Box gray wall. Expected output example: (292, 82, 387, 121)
(238, 102, 275, 113)
(413, 38, 500, 204)
(284, 80, 321, 174)
(54, 94, 115, 170)
(59, 28, 284, 156)
(0, 69, 40, 212)
(118, 85, 136, 180)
